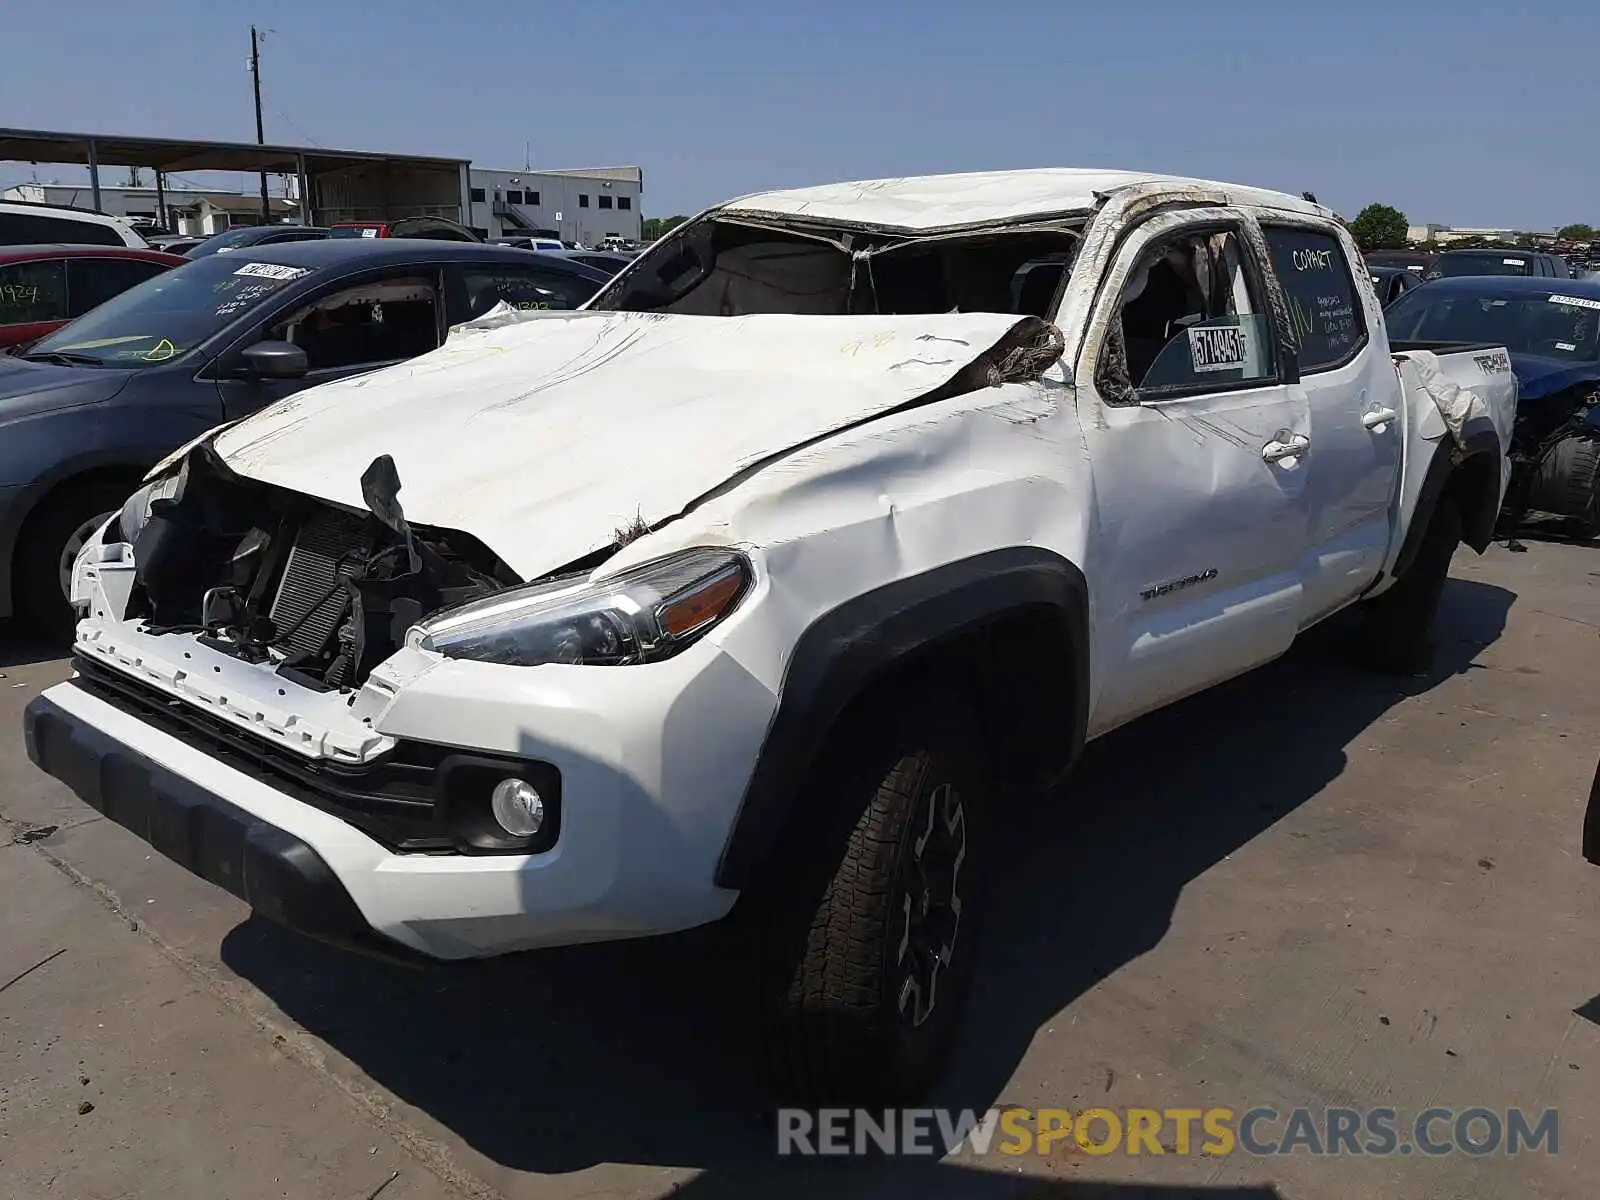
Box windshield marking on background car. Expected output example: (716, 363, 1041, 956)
(234, 262, 308, 281)
(56, 334, 153, 351)
(1550, 293, 1600, 311)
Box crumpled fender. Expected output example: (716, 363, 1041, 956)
(1386, 348, 1516, 578)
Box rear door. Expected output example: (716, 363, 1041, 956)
(445, 260, 603, 323)
(1261, 221, 1402, 623)
(1076, 209, 1312, 735)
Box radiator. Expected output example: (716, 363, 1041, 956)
(268, 507, 374, 663)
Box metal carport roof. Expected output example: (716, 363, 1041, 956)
(0, 127, 467, 177)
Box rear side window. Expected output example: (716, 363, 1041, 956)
(1263, 226, 1368, 373)
(0, 210, 124, 247)
(0, 260, 69, 324)
(66, 257, 171, 317)
(458, 264, 600, 318)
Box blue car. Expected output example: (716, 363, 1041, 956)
(1385, 276, 1600, 538)
(0, 239, 609, 635)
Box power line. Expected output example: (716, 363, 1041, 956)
(265, 102, 324, 149)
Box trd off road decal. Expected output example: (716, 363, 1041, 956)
(1140, 567, 1219, 601)
(1187, 325, 1251, 374)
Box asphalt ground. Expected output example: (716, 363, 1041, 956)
(2, 536, 1597, 1199)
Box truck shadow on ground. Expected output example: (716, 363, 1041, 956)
(0, 619, 61, 670)
(221, 578, 1513, 1197)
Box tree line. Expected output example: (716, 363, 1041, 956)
(641, 215, 690, 242)
(1347, 203, 1595, 252)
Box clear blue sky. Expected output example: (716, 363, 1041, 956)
(3, 0, 1596, 230)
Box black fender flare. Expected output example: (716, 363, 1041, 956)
(714, 547, 1090, 890)
(1392, 418, 1503, 580)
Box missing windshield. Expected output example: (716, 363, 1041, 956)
(592, 217, 1080, 319)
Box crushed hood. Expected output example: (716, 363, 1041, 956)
(212, 309, 1055, 579)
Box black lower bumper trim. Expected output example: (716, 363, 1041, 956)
(24, 691, 429, 967)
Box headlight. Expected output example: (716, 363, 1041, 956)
(112, 464, 185, 546)
(413, 547, 752, 667)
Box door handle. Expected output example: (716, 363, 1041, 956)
(1362, 407, 1398, 431)
(1261, 432, 1310, 464)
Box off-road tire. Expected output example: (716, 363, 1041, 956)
(1530, 432, 1600, 539)
(15, 481, 130, 640)
(1358, 499, 1462, 675)
(756, 692, 991, 1105)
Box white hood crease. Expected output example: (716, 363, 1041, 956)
(212, 309, 1045, 579)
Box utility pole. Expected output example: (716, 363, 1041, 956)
(250, 25, 270, 224)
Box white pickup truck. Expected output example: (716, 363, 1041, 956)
(26, 169, 1516, 1102)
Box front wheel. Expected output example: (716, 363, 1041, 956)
(756, 692, 991, 1105)
(15, 481, 130, 640)
(1530, 433, 1600, 539)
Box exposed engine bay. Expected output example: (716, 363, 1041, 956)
(118, 449, 519, 692)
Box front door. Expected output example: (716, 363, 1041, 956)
(1076, 211, 1313, 737)
(214, 267, 445, 420)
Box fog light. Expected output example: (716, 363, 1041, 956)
(490, 777, 545, 838)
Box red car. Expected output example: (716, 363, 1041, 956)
(329, 216, 481, 242)
(0, 245, 188, 351)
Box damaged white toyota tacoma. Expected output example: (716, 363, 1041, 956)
(26, 170, 1517, 1101)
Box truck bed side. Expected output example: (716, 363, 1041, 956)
(1384, 343, 1516, 583)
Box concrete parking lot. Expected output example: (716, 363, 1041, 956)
(1, 538, 1597, 1200)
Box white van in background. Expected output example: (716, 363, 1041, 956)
(0, 200, 149, 249)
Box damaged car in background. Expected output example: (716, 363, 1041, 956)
(26, 168, 1516, 1104)
(1386, 275, 1600, 540)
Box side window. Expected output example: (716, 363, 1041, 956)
(269, 275, 439, 373)
(1262, 225, 1368, 373)
(458, 265, 600, 319)
(0, 260, 69, 325)
(1100, 226, 1275, 399)
(0, 211, 123, 247)
(66, 258, 170, 317)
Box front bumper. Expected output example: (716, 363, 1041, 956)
(37, 546, 777, 960)
(25, 642, 766, 958)
(25, 687, 421, 964)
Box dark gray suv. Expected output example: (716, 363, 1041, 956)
(0, 238, 608, 634)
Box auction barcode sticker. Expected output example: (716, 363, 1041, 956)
(1188, 325, 1251, 373)
(234, 262, 308, 281)
(1549, 294, 1600, 310)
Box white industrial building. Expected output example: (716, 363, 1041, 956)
(465, 166, 643, 245)
(2, 128, 645, 247)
